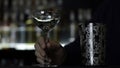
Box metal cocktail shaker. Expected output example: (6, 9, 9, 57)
(79, 22, 106, 66)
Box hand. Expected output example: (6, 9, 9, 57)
(34, 36, 66, 65)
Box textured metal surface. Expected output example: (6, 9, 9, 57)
(79, 23, 106, 66)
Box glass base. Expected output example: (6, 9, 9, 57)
(33, 64, 58, 67)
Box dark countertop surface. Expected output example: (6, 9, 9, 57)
(0, 65, 120, 68)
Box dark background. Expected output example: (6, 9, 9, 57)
(1, 0, 120, 67)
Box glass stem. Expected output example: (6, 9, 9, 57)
(41, 31, 50, 67)
(42, 31, 49, 45)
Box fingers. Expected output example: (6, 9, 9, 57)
(35, 50, 52, 64)
(35, 51, 44, 60)
(36, 58, 44, 64)
(35, 51, 52, 64)
(35, 36, 52, 64)
(37, 36, 46, 49)
(35, 47, 52, 64)
(34, 43, 46, 57)
(35, 44, 45, 64)
(35, 36, 64, 65)
(36, 57, 51, 65)
(35, 43, 47, 64)
(36, 36, 61, 49)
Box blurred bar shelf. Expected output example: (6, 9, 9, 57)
(0, 43, 34, 50)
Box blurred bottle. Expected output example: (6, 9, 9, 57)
(25, 19, 35, 43)
(84, 9, 91, 21)
(34, 0, 42, 9)
(0, 0, 4, 26)
(12, 0, 19, 15)
(78, 9, 84, 24)
(1, 11, 10, 47)
(18, 0, 25, 13)
(25, 0, 36, 43)
(3, 0, 9, 12)
(69, 10, 78, 42)
(9, 12, 17, 48)
(17, 12, 26, 43)
(56, 0, 62, 8)
(78, 9, 91, 23)
(0, 23, 2, 44)
(35, 26, 42, 39)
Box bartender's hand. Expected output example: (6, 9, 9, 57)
(34, 36, 66, 65)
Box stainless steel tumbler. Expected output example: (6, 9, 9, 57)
(79, 22, 106, 66)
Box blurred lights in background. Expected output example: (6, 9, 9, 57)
(0, 0, 63, 50)
(0, 0, 92, 50)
